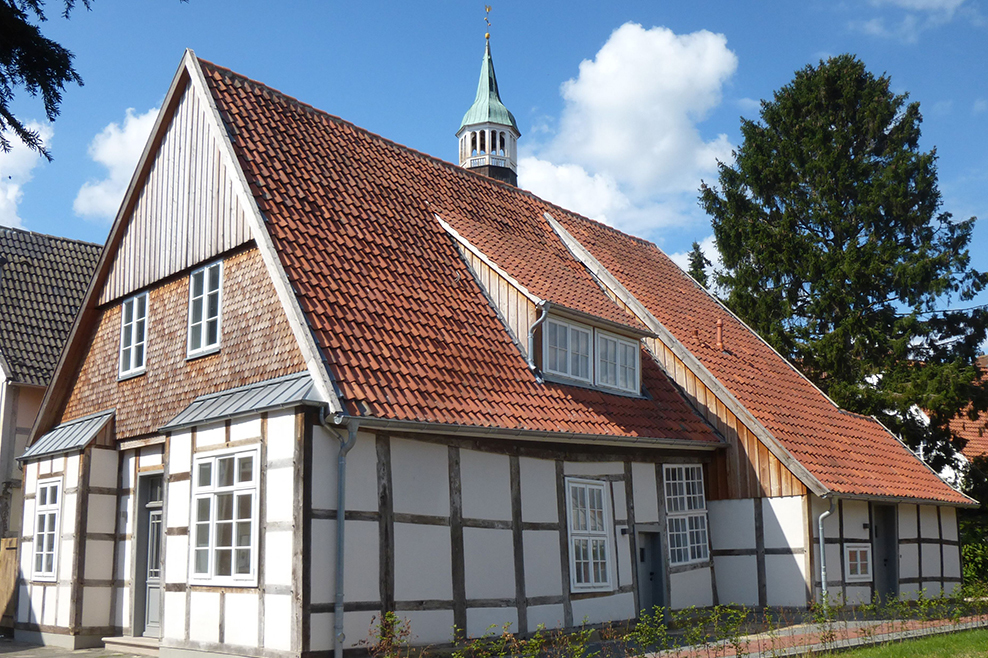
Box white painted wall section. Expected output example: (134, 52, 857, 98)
(519, 457, 556, 524)
(713, 555, 757, 606)
(763, 497, 804, 549)
(669, 568, 713, 609)
(461, 450, 511, 521)
(708, 499, 755, 550)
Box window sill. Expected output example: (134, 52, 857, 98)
(31, 574, 57, 584)
(188, 577, 258, 589)
(186, 346, 221, 362)
(118, 368, 146, 382)
(543, 373, 644, 398)
(845, 576, 873, 584)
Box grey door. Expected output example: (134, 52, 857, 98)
(872, 504, 898, 601)
(636, 531, 665, 614)
(136, 474, 163, 638)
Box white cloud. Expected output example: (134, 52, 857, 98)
(74, 107, 158, 222)
(854, 0, 970, 41)
(0, 122, 53, 228)
(737, 97, 761, 114)
(669, 233, 722, 276)
(518, 23, 738, 240)
(973, 99, 988, 114)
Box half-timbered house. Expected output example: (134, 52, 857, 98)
(15, 48, 973, 656)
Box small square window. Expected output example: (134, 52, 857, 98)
(188, 262, 222, 357)
(845, 543, 872, 583)
(119, 292, 148, 377)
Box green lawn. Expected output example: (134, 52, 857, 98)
(830, 629, 988, 657)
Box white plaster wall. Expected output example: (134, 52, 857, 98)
(310, 612, 333, 652)
(86, 493, 116, 535)
(765, 553, 807, 607)
(461, 450, 511, 521)
(631, 462, 658, 524)
(940, 507, 958, 541)
(919, 506, 940, 539)
(137, 446, 162, 468)
(921, 543, 941, 578)
(170, 430, 192, 474)
(391, 438, 448, 517)
(119, 452, 135, 491)
(266, 409, 296, 460)
(519, 457, 556, 524)
(224, 593, 259, 648)
(310, 519, 335, 605)
(230, 417, 262, 443)
(845, 585, 871, 605)
(708, 500, 755, 550)
(944, 580, 961, 597)
(341, 610, 381, 649)
(763, 496, 805, 549)
(810, 496, 840, 538)
(166, 480, 190, 529)
(463, 527, 514, 599)
(81, 587, 111, 627)
(344, 520, 380, 602)
(163, 591, 186, 640)
(900, 582, 920, 600)
(522, 530, 562, 598)
(22, 462, 36, 500)
(89, 448, 118, 489)
(812, 544, 842, 583)
(943, 544, 961, 579)
(898, 504, 918, 539)
(841, 500, 870, 541)
(65, 454, 80, 490)
(84, 539, 114, 580)
(165, 535, 187, 584)
(266, 463, 295, 525)
(400, 610, 455, 645)
(42, 586, 56, 626)
(611, 481, 627, 523)
(670, 568, 713, 609)
(311, 428, 378, 512)
(899, 543, 919, 579)
(264, 530, 294, 587)
(195, 423, 225, 449)
(571, 591, 635, 624)
(527, 604, 565, 630)
(189, 591, 221, 643)
(467, 607, 518, 637)
(615, 525, 633, 587)
(713, 555, 758, 606)
(56, 585, 71, 627)
(564, 461, 623, 476)
(264, 593, 293, 651)
(393, 522, 452, 600)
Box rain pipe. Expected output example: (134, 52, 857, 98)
(321, 407, 359, 658)
(527, 301, 548, 382)
(818, 497, 837, 602)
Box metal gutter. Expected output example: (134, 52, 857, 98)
(527, 301, 548, 382)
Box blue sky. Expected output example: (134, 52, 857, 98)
(2, 0, 987, 325)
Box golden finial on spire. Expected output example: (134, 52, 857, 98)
(484, 5, 492, 41)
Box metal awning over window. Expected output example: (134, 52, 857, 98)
(160, 372, 324, 432)
(19, 409, 114, 462)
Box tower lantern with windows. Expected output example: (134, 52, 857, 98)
(456, 33, 520, 186)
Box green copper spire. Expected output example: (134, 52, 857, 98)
(459, 41, 519, 134)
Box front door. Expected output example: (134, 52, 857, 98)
(636, 531, 665, 615)
(136, 474, 163, 638)
(872, 504, 898, 602)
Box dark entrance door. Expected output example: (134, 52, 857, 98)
(636, 531, 665, 614)
(872, 504, 898, 601)
(135, 474, 163, 638)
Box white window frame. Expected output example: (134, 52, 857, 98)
(189, 445, 260, 586)
(595, 330, 640, 394)
(119, 292, 149, 378)
(187, 261, 223, 358)
(543, 318, 593, 383)
(33, 478, 62, 582)
(844, 543, 873, 583)
(664, 464, 710, 566)
(565, 478, 613, 592)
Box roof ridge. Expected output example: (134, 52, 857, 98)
(0, 225, 103, 250)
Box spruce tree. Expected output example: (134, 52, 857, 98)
(686, 241, 711, 288)
(699, 54, 988, 469)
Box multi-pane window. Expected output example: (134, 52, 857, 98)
(845, 544, 872, 582)
(566, 478, 612, 591)
(119, 292, 148, 377)
(545, 319, 591, 382)
(188, 262, 222, 357)
(664, 465, 709, 565)
(191, 447, 258, 584)
(596, 334, 639, 393)
(34, 479, 61, 581)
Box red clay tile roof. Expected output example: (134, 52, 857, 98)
(953, 356, 988, 460)
(555, 214, 971, 504)
(198, 60, 714, 445)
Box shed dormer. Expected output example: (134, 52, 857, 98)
(456, 39, 520, 186)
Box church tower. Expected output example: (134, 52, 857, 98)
(456, 36, 520, 186)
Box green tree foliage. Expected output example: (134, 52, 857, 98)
(0, 0, 90, 159)
(686, 241, 711, 288)
(699, 54, 988, 470)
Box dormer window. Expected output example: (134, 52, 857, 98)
(542, 315, 641, 394)
(188, 261, 222, 358)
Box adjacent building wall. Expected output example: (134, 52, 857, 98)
(0, 378, 44, 537)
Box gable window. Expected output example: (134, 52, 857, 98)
(545, 319, 591, 382)
(566, 478, 612, 591)
(119, 292, 148, 377)
(664, 465, 709, 565)
(191, 446, 259, 585)
(596, 333, 639, 393)
(33, 479, 61, 581)
(188, 262, 222, 357)
(845, 544, 872, 583)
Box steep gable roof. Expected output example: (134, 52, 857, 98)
(0, 227, 100, 386)
(553, 213, 972, 505)
(197, 58, 715, 445)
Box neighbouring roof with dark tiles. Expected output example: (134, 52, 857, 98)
(952, 355, 988, 460)
(0, 227, 101, 386)
(197, 59, 967, 502)
(198, 60, 715, 445)
(555, 214, 971, 504)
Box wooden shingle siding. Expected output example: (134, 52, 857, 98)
(61, 248, 306, 439)
(99, 85, 251, 306)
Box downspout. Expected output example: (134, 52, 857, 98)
(527, 301, 548, 383)
(321, 408, 358, 658)
(818, 496, 837, 603)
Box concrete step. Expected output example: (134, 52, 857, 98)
(102, 635, 160, 656)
